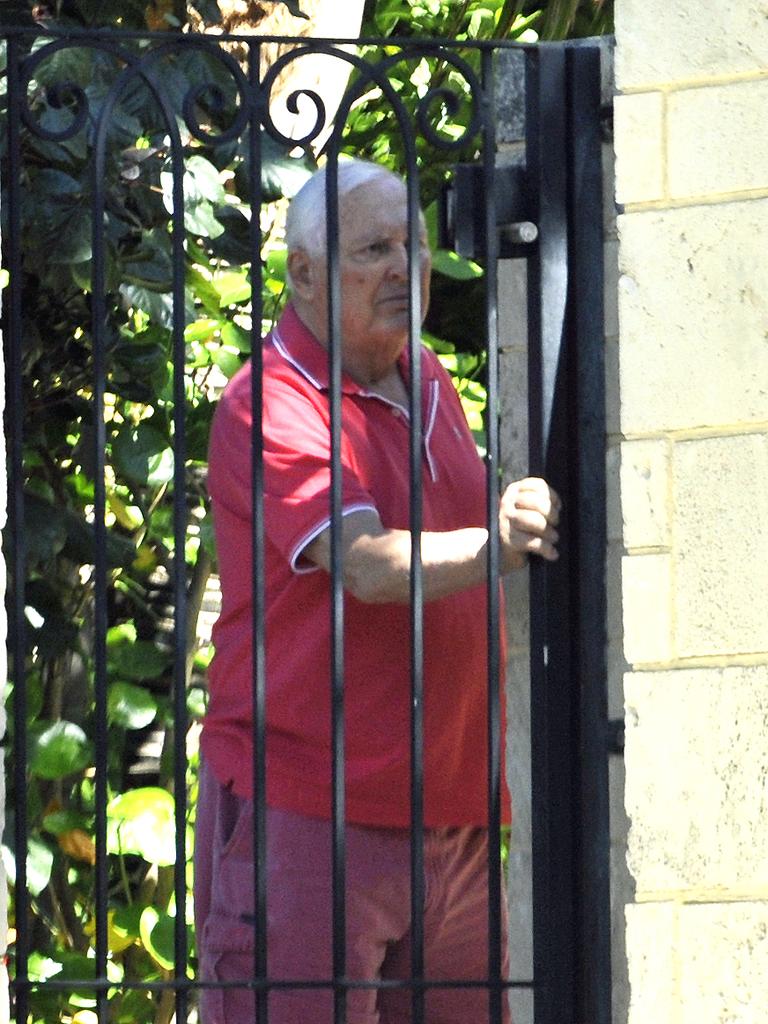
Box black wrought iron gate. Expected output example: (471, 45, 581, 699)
(2, 25, 609, 1024)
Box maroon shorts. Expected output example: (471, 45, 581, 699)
(194, 760, 511, 1024)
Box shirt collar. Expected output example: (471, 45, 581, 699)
(270, 303, 437, 400)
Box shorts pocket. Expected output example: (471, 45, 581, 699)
(198, 916, 258, 1023)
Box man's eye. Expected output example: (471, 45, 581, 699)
(366, 241, 390, 256)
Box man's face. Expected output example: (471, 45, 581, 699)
(289, 175, 432, 384)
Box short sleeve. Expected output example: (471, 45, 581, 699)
(207, 364, 377, 574)
(261, 376, 378, 570)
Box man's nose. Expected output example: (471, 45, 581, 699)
(386, 242, 414, 279)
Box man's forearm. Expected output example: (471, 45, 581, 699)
(304, 479, 559, 605)
(340, 525, 502, 604)
(304, 512, 522, 605)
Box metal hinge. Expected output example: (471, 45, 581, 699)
(438, 163, 538, 261)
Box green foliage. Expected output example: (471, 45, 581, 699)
(362, 0, 613, 41)
(2, 17, 308, 1022)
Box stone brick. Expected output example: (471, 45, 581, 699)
(606, 539, 623, 638)
(498, 259, 528, 351)
(620, 439, 671, 550)
(615, 0, 768, 88)
(499, 348, 528, 482)
(612, 856, 632, 1024)
(607, 636, 627, 721)
(614, 93, 665, 205)
(506, 848, 533, 979)
(624, 666, 768, 893)
(605, 337, 621, 437)
(618, 199, 768, 434)
(503, 569, 530, 651)
(625, 902, 676, 1024)
(679, 902, 768, 1024)
(611, 761, 633, 1024)
(505, 649, 531, 837)
(673, 434, 768, 657)
(604, 237, 620, 339)
(622, 554, 672, 665)
(610, 756, 631, 848)
(606, 444, 622, 543)
(603, 142, 618, 241)
(668, 80, 768, 199)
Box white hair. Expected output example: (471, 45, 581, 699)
(285, 158, 403, 257)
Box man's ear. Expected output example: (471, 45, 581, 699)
(287, 248, 317, 301)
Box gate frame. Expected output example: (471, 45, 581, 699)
(1, 26, 610, 1024)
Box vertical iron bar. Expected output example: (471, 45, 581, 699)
(406, 161, 425, 1024)
(566, 43, 611, 1024)
(169, 78, 189, 1024)
(481, 47, 503, 1024)
(325, 149, 347, 1024)
(248, 39, 269, 1024)
(525, 45, 576, 1024)
(6, 37, 30, 1024)
(91, 66, 113, 1024)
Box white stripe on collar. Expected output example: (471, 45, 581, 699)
(273, 326, 440, 483)
(272, 327, 324, 391)
(423, 379, 439, 483)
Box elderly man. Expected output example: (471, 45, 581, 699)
(195, 159, 560, 1024)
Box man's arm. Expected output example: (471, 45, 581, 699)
(304, 477, 561, 604)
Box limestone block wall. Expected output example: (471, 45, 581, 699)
(614, 2, 768, 1021)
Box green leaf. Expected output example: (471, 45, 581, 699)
(3, 837, 55, 896)
(113, 988, 156, 1024)
(184, 155, 227, 205)
(25, 604, 79, 660)
(139, 907, 175, 971)
(107, 788, 176, 866)
(111, 903, 144, 944)
(212, 270, 251, 307)
(29, 720, 93, 780)
(187, 686, 207, 719)
(108, 681, 158, 730)
(107, 622, 137, 646)
(123, 230, 173, 290)
(186, 266, 223, 317)
(23, 497, 68, 564)
(261, 151, 313, 200)
(29, 39, 93, 89)
(210, 346, 242, 379)
(184, 318, 221, 343)
(185, 201, 226, 239)
(162, 155, 227, 239)
(119, 283, 175, 328)
(107, 638, 170, 682)
(112, 423, 175, 488)
(42, 809, 90, 836)
(27, 951, 64, 982)
(139, 907, 195, 974)
(34, 168, 83, 197)
(432, 248, 484, 280)
(186, 398, 216, 463)
(221, 321, 251, 353)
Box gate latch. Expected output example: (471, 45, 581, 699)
(438, 163, 537, 261)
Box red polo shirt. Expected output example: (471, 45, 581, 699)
(201, 304, 509, 827)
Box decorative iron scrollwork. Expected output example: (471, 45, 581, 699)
(11, 30, 485, 160)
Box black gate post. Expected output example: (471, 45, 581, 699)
(526, 40, 610, 1024)
(566, 41, 611, 1024)
(526, 41, 577, 1024)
